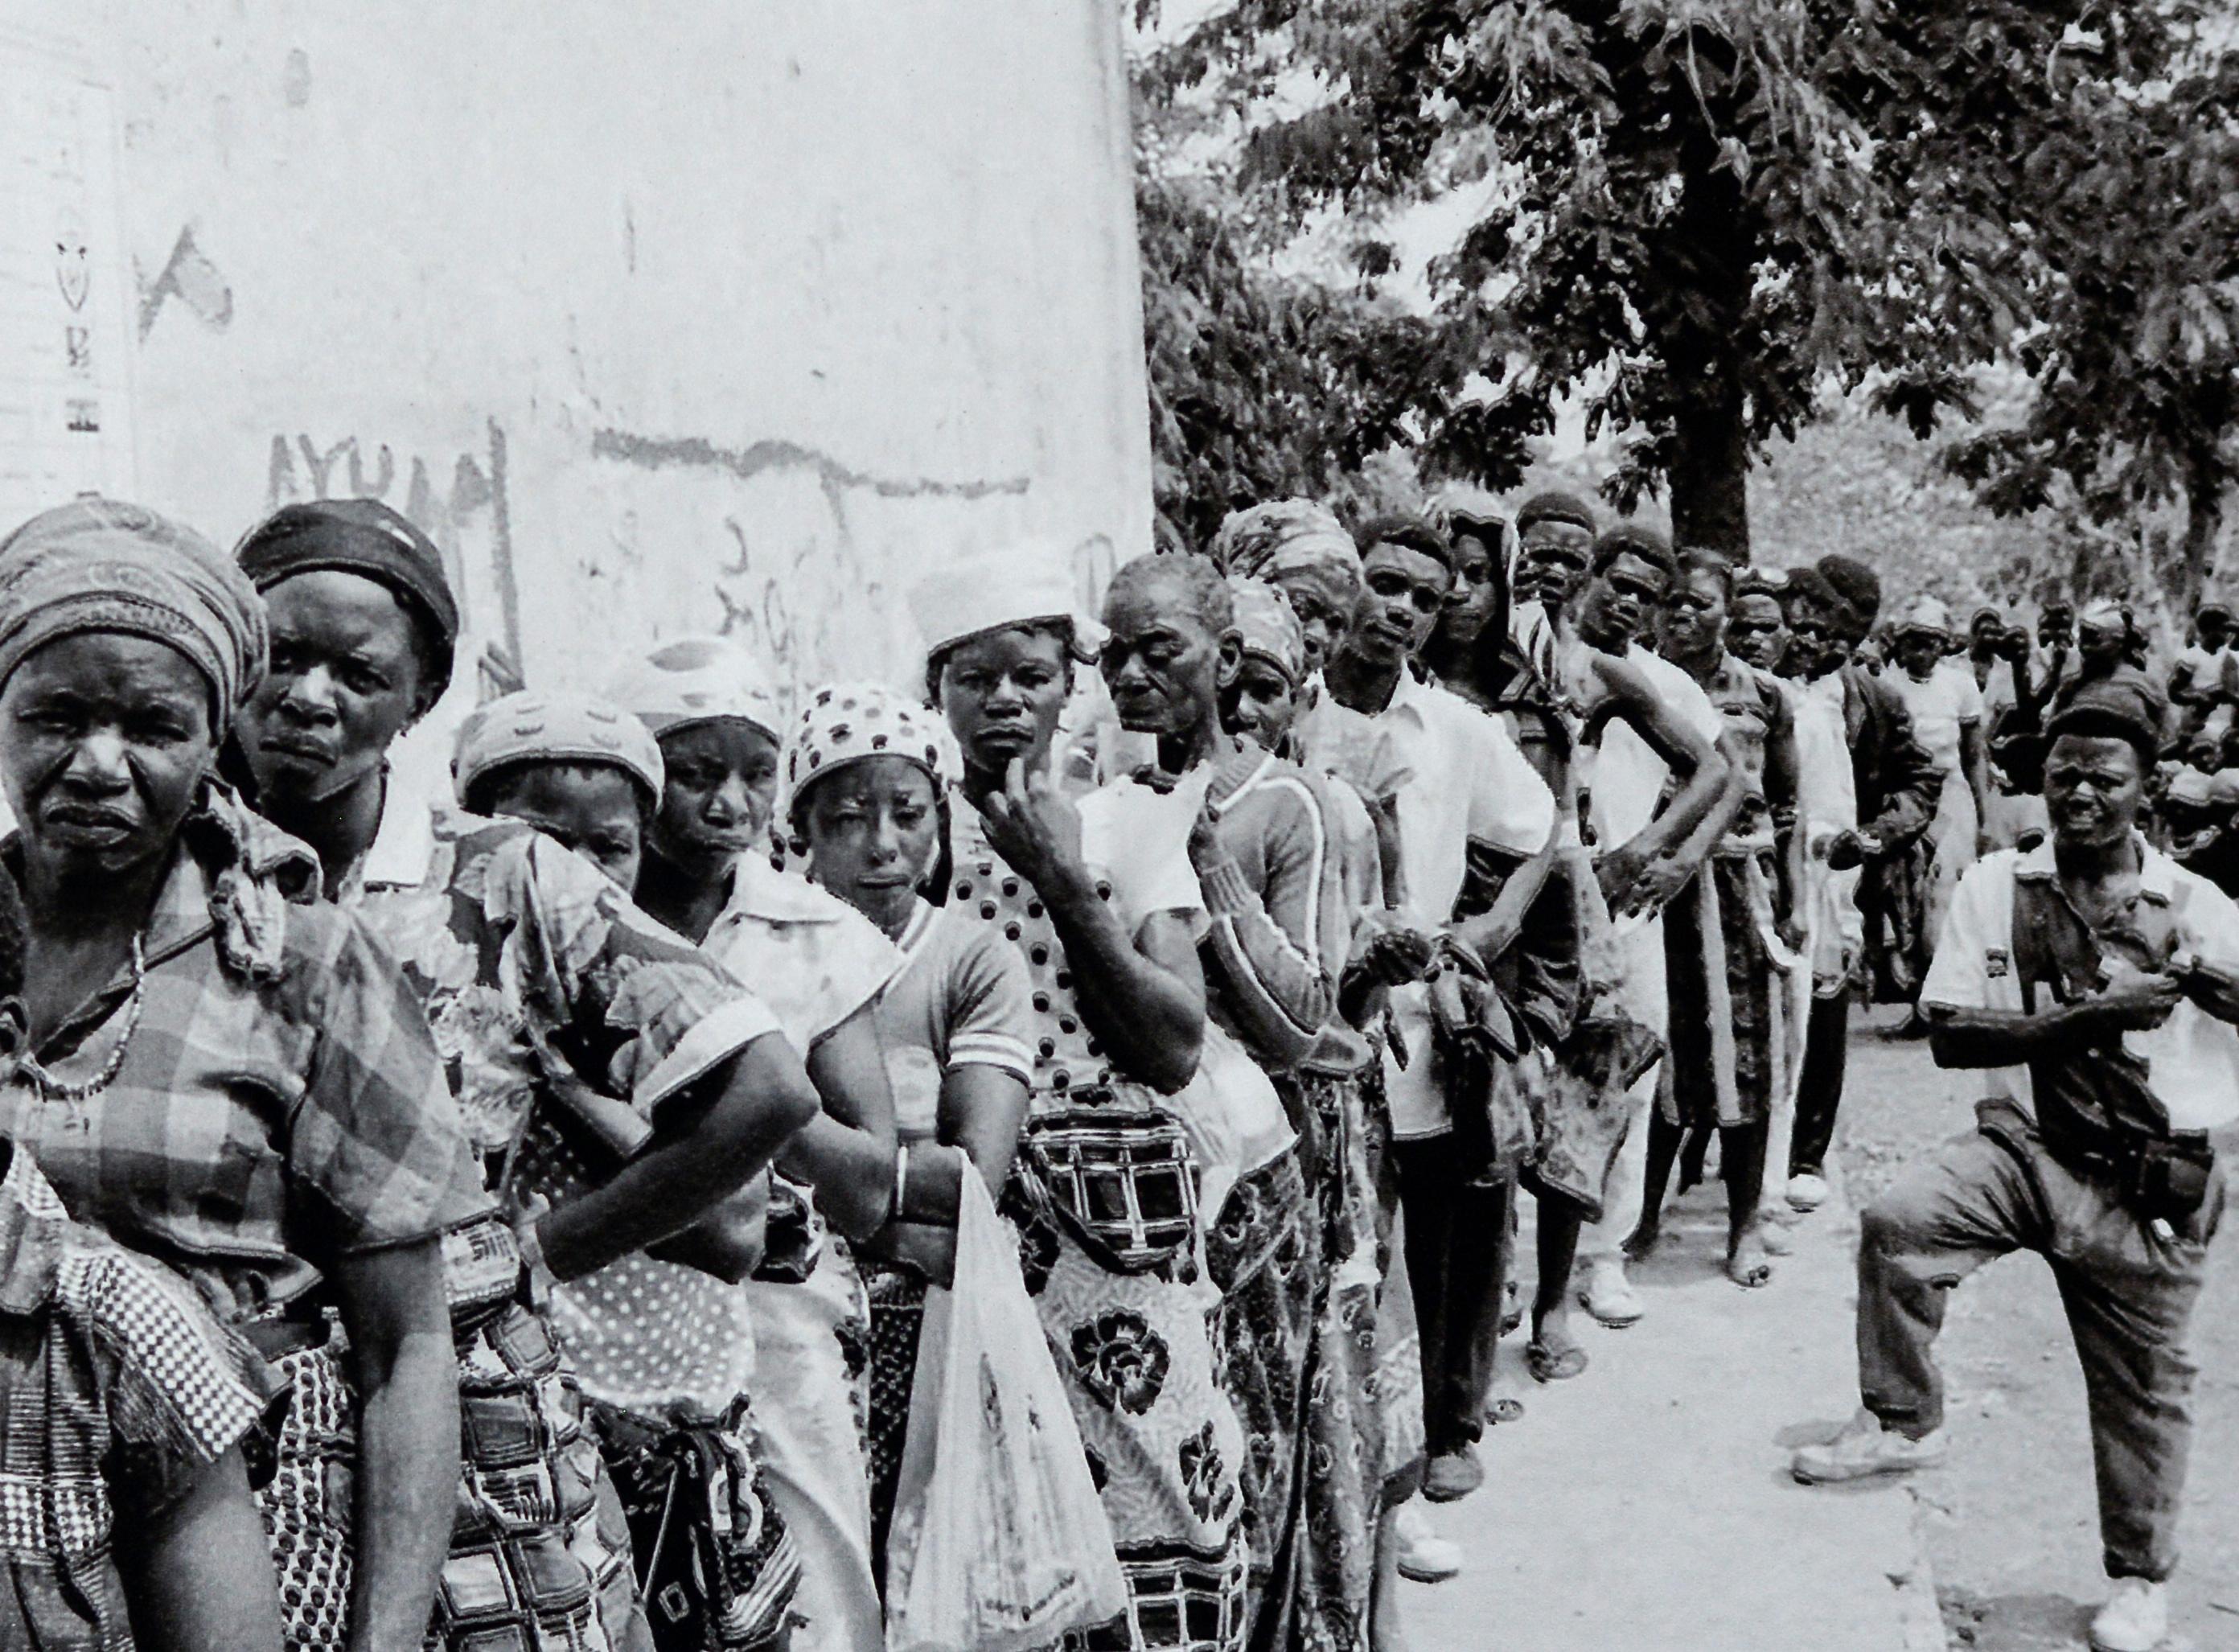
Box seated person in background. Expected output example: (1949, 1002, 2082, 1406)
(0, 868, 285, 1651)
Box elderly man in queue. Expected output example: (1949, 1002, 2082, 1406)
(1793, 675, 2233, 1652)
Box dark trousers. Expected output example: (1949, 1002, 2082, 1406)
(1393, 1134, 1512, 1457)
(1856, 1103, 2220, 1580)
(1789, 987, 1851, 1177)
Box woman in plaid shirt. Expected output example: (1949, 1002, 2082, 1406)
(0, 497, 493, 1652)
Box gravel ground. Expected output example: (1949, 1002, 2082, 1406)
(1833, 1006, 2239, 1652)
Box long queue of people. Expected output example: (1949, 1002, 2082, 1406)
(0, 483, 2223, 1652)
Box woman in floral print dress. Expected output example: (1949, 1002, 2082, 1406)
(909, 545, 1249, 1652)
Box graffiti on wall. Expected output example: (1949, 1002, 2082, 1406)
(590, 425, 1058, 697)
(265, 420, 521, 682)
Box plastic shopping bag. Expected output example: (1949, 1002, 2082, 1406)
(885, 1171, 1128, 1652)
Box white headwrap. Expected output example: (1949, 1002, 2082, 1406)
(907, 538, 1084, 660)
(781, 681, 958, 818)
(454, 689, 665, 805)
(605, 635, 783, 744)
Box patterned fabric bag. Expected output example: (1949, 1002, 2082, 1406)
(886, 1173, 1126, 1652)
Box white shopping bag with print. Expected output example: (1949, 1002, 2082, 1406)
(885, 1171, 1127, 1652)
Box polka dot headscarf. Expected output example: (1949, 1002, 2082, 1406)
(781, 680, 957, 820)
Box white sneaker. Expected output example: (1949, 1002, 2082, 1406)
(1578, 1260, 1644, 1327)
(2089, 1577, 2167, 1652)
(1393, 1502, 1461, 1584)
(1787, 1172, 1831, 1213)
(1790, 1408, 1948, 1484)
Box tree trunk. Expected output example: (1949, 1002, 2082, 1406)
(2181, 462, 2222, 616)
(1652, 104, 1754, 561)
(1668, 389, 1751, 559)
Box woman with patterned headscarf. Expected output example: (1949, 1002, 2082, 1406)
(779, 682, 1037, 1589)
(608, 637, 902, 1652)
(0, 498, 491, 1651)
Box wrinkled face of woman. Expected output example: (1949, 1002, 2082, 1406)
(0, 632, 218, 881)
(1222, 653, 1303, 754)
(935, 625, 1072, 784)
(1266, 564, 1356, 676)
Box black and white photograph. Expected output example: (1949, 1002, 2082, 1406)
(0, 4, 2234, 1650)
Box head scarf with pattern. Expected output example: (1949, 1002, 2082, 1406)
(0, 497, 268, 732)
(1228, 577, 1307, 685)
(1207, 499, 1362, 589)
(454, 690, 666, 808)
(605, 635, 783, 745)
(782, 681, 956, 820)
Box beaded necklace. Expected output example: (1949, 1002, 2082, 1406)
(22, 937, 149, 1103)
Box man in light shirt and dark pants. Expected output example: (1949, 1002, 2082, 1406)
(1793, 676, 2233, 1652)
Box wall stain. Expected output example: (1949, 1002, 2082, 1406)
(137, 226, 233, 339)
(589, 429, 1029, 503)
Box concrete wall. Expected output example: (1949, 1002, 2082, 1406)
(1, 2, 1148, 804)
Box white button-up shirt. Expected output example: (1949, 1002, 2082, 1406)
(1920, 836, 2239, 1132)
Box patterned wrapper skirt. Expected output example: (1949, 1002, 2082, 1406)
(1205, 1150, 1317, 1648)
(863, 1264, 928, 1591)
(588, 1397, 800, 1652)
(1278, 1071, 1384, 1652)
(1005, 1150, 1250, 1652)
(255, 1332, 356, 1652)
(1357, 1061, 1425, 1500)
(1663, 854, 1781, 1131)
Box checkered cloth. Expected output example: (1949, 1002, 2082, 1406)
(2, 791, 489, 1329)
(0, 1143, 275, 1650)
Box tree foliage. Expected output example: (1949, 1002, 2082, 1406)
(1138, 0, 2221, 561)
(1939, 38, 2239, 611)
(1136, 135, 1485, 548)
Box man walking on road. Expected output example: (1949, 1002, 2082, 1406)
(1793, 674, 2237, 1652)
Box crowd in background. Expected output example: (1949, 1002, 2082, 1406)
(0, 483, 2228, 1652)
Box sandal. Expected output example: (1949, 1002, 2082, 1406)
(1485, 1395, 1526, 1425)
(1526, 1340, 1589, 1383)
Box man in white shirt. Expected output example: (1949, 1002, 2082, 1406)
(1308, 514, 1555, 1508)
(1793, 676, 2237, 1652)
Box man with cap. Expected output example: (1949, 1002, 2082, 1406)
(1793, 673, 2235, 1652)
(1779, 558, 1941, 1212)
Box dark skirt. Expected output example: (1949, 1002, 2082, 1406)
(862, 1262, 929, 1593)
(1205, 1149, 1317, 1650)
(587, 1397, 799, 1652)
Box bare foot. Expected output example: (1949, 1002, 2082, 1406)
(1622, 1220, 1662, 1262)
(1727, 1230, 1773, 1288)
